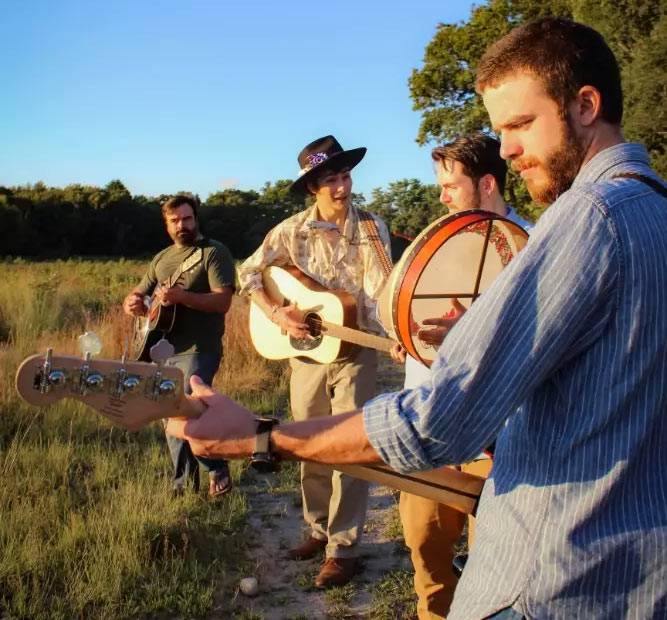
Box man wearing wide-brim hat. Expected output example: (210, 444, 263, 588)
(238, 135, 392, 588)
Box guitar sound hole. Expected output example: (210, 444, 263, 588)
(290, 312, 323, 351)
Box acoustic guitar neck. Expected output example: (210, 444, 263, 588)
(319, 320, 395, 353)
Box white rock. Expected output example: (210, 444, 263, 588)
(239, 576, 259, 597)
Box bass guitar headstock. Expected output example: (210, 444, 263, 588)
(15, 332, 202, 431)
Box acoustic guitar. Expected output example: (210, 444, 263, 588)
(249, 266, 395, 364)
(15, 347, 485, 514)
(131, 248, 203, 361)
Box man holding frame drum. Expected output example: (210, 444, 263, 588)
(391, 133, 531, 620)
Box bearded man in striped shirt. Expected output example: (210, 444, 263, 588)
(169, 18, 667, 620)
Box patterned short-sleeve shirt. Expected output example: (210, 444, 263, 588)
(238, 204, 392, 334)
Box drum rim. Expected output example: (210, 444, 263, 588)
(391, 210, 526, 366)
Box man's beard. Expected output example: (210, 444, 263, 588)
(173, 228, 197, 246)
(464, 187, 482, 211)
(514, 117, 586, 205)
(450, 187, 481, 213)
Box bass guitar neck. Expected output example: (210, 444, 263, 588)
(15, 349, 483, 513)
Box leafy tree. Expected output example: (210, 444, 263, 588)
(366, 179, 441, 238)
(571, 0, 667, 175)
(408, 0, 666, 220)
(256, 179, 304, 215)
(205, 188, 260, 209)
(409, 0, 571, 146)
(0, 189, 27, 255)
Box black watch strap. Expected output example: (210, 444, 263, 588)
(255, 417, 278, 453)
(250, 417, 280, 472)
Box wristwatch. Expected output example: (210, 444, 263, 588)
(250, 417, 281, 473)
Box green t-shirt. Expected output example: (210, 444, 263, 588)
(136, 238, 235, 355)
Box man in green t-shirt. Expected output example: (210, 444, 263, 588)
(123, 194, 235, 497)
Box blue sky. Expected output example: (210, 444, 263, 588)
(1, 0, 477, 200)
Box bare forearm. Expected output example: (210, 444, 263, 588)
(273, 411, 383, 464)
(171, 397, 383, 466)
(250, 288, 276, 318)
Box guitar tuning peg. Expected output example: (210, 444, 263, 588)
(121, 337, 129, 365)
(113, 345, 142, 398)
(147, 338, 177, 401)
(78, 331, 102, 359)
(27, 348, 69, 395)
(74, 332, 104, 395)
(149, 338, 175, 366)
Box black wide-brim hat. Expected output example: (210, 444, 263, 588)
(289, 135, 366, 195)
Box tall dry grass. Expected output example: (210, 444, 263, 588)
(0, 258, 289, 619)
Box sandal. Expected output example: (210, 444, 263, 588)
(208, 468, 232, 498)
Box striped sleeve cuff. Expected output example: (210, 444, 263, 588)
(363, 390, 435, 474)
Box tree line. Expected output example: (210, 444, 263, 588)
(0, 179, 441, 259)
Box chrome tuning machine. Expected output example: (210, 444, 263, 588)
(76, 331, 105, 395)
(35, 348, 68, 394)
(148, 338, 178, 401)
(113, 346, 142, 398)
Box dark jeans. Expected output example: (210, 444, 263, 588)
(166, 352, 228, 491)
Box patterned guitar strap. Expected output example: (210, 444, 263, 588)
(357, 209, 393, 277)
(166, 243, 204, 288)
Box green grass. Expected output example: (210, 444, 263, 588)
(382, 498, 406, 541)
(370, 570, 417, 620)
(0, 258, 290, 619)
(325, 581, 357, 619)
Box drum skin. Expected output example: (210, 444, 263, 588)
(378, 210, 528, 366)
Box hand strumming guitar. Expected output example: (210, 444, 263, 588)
(154, 284, 185, 307)
(272, 302, 312, 340)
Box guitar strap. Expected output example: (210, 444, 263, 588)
(612, 172, 667, 198)
(164, 242, 204, 288)
(357, 209, 393, 277)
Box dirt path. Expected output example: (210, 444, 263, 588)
(227, 477, 411, 619)
(224, 357, 415, 619)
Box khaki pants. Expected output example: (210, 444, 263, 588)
(289, 347, 378, 559)
(399, 459, 493, 620)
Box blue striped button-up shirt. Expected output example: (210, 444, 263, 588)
(363, 143, 667, 619)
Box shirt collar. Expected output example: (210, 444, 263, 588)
(572, 142, 650, 187)
(300, 202, 359, 242)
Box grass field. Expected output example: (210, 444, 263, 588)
(0, 258, 291, 619)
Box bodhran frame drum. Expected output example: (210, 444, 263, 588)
(378, 210, 529, 367)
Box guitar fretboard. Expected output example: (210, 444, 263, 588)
(320, 321, 395, 353)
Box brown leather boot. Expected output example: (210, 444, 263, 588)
(314, 557, 358, 589)
(287, 536, 327, 560)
